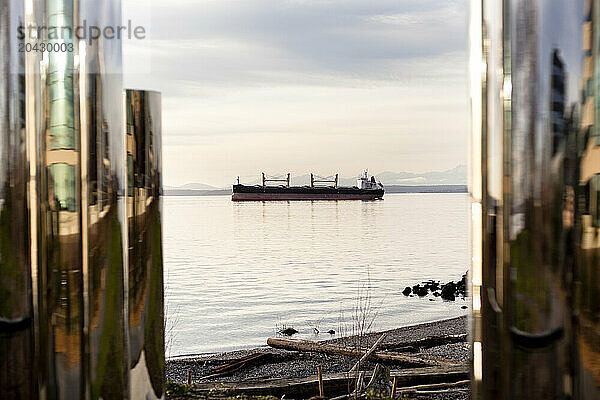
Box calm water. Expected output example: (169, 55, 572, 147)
(164, 193, 470, 357)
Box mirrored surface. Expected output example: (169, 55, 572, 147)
(473, 0, 600, 398)
(1, 1, 164, 399)
(0, 0, 32, 398)
(125, 89, 164, 399)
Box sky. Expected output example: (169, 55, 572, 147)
(122, 0, 469, 188)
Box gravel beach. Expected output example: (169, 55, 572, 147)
(166, 315, 469, 399)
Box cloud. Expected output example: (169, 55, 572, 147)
(122, 0, 469, 186)
(125, 0, 467, 90)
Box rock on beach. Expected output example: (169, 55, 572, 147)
(402, 271, 468, 301)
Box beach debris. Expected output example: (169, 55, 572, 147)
(317, 365, 324, 398)
(381, 334, 467, 353)
(243, 375, 272, 382)
(198, 353, 274, 380)
(366, 364, 392, 396)
(402, 286, 412, 296)
(395, 379, 470, 397)
(182, 363, 469, 399)
(327, 329, 335, 335)
(330, 364, 392, 400)
(355, 371, 365, 395)
(349, 333, 388, 373)
(266, 337, 459, 367)
(279, 327, 298, 336)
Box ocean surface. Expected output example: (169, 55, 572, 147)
(163, 193, 470, 357)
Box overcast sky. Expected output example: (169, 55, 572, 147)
(122, 0, 469, 187)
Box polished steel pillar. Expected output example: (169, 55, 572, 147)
(0, 0, 33, 398)
(124, 89, 164, 399)
(32, 0, 129, 398)
(471, 0, 600, 398)
(0, 1, 164, 399)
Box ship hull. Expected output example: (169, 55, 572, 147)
(232, 185, 384, 201)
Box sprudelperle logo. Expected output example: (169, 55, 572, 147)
(17, 19, 146, 45)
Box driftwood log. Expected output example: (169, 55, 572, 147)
(266, 337, 460, 367)
(330, 364, 388, 400)
(198, 353, 273, 380)
(349, 333, 387, 373)
(394, 379, 470, 399)
(190, 364, 468, 399)
(394, 379, 470, 393)
(381, 334, 467, 353)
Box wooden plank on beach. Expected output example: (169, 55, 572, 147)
(266, 337, 460, 367)
(395, 379, 470, 392)
(381, 334, 467, 352)
(199, 353, 273, 380)
(349, 333, 387, 373)
(189, 364, 469, 398)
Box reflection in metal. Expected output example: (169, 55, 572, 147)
(0, 0, 32, 398)
(472, 0, 600, 398)
(0, 1, 164, 399)
(125, 90, 164, 399)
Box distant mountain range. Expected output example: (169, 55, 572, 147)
(164, 182, 221, 191)
(372, 165, 467, 186)
(165, 165, 467, 191)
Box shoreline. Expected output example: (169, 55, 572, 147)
(166, 314, 469, 361)
(164, 188, 468, 197)
(166, 315, 469, 399)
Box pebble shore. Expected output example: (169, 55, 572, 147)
(166, 315, 469, 399)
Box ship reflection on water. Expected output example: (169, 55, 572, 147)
(163, 193, 470, 355)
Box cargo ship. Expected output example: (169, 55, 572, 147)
(231, 172, 384, 201)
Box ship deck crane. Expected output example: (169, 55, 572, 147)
(262, 172, 290, 187)
(310, 173, 338, 188)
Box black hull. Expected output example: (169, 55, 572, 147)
(231, 184, 384, 201)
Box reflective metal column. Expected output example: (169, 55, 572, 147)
(124, 90, 164, 399)
(78, 1, 129, 398)
(0, 1, 164, 399)
(472, 0, 600, 398)
(0, 0, 33, 398)
(30, 0, 129, 398)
